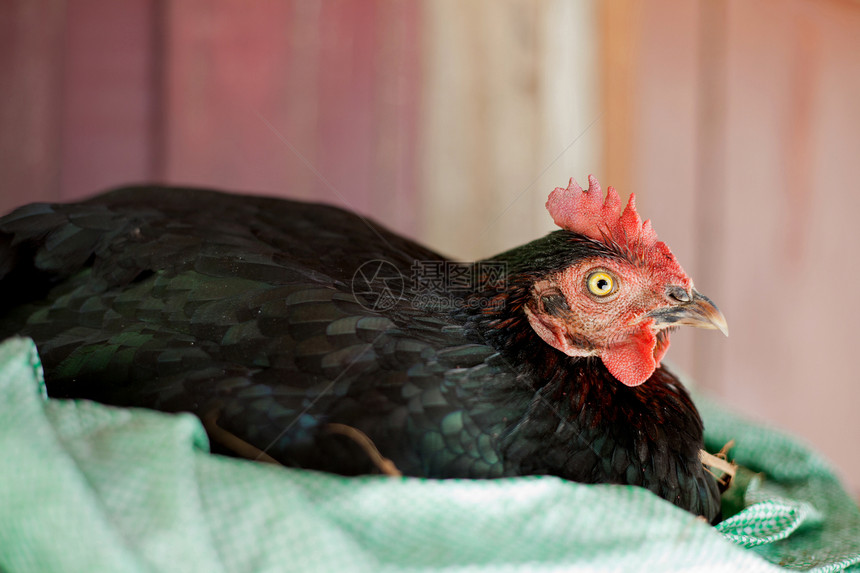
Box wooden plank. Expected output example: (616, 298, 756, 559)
(163, 0, 299, 196)
(315, 0, 378, 211)
(419, 0, 601, 260)
(162, 0, 421, 237)
(363, 0, 421, 234)
(58, 0, 159, 201)
(598, 0, 642, 198)
(0, 0, 65, 214)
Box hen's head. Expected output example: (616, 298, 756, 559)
(523, 175, 727, 386)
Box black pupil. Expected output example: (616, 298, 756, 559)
(597, 279, 608, 290)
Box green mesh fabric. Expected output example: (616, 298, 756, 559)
(701, 400, 860, 571)
(0, 336, 858, 572)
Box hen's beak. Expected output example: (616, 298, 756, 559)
(649, 289, 729, 336)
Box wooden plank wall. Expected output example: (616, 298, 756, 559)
(606, 0, 860, 493)
(60, 0, 158, 200)
(0, 1, 66, 211)
(419, 0, 601, 260)
(162, 0, 421, 237)
(0, 0, 422, 238)
(0, 0, 600, 256)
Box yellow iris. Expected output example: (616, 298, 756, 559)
(587, 271, 615, 297)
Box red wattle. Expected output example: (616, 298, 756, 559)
(601, 324, 657, 387)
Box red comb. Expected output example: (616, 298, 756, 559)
(546, 175, 690, 287)
(546, 175, 659, 249)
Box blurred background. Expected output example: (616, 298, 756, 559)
(1, 0, 858, 493)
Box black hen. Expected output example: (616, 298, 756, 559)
(0, 178, 727, 523)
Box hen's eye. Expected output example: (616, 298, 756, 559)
(587, 271, 616, 297)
